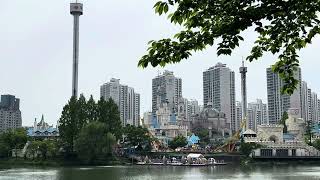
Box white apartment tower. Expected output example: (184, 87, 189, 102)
(301, 81, 309, 122)
(266, 67, 302, 124)
(152, 71, 182, 113)
(0, 95, 22, 133)
(203, 63, 236, 131)
(247, 99, 268, 132)
(235, 101, 242, 131)
(100, 78, 140, 126)
(189, 99, 201, 116)
(311, 92, 319, 123)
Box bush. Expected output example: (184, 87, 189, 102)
(169, 135, 187, 150)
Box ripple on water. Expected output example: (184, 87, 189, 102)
(0, 168, 58, 180)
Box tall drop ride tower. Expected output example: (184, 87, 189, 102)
(70, 1, 83, 98)
(239, 61, 248, 130)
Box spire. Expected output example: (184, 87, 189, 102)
(41, 114, 44, 123)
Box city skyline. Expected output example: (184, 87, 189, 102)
(2, 0, 320, 126)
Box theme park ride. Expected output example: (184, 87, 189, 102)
(215, 118, 246, 152)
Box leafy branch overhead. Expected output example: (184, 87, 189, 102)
(139, 0, 320, 94)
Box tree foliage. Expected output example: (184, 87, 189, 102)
(58, 96, 82, 154)
(169, 135, 187, 150)
(26, 140, 58, 160)
(194, 128, 210, 145)
(139, 0, 320, 94)
(0, 128, 28, 158)
(75, 121, 116, 164)
(123, 125, 152, 148)
(279, 111, 288, 133)
(239, 138, 262, 157)
(59, 95, 122, 155)
(97, 97, 122, 139)
(312, 139, 320, 151)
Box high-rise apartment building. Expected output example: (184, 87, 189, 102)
(301, 81, 309, 122)
(310, 92, 319, 123)
(0, 95, 22, 132)
(266, 67, 302, 124)
(301, 81, 320, 123)
(247, 99, 268, 131)
(235, 101, 242, 131)
(318, 99, 320, 123)
(100, 78, 140, 126)
(188, 99, 201, 116)
(152, 71, 182, 113)
(203, 63, 236, 131)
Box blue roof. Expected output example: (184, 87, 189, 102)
(187, 134, 200, 146)
(27, 127, 59, 137)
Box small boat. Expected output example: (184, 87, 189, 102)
(188, 163, 208, 167)
(136, 162, 146, 165)
(186, 154, 208, 166)
(169, 157, 183, 166)
(151, 162, 164, 165)
(213, 162, 227, 165)
(208, 158, 227, 166)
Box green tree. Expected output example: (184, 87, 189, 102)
(87, 95, 98, 123)
(38, 141, 48, 159)
(47, 140, 59, 159)
(59, 96, 82, 154)
(169, 135, 187, 150)
(312, 139, 320, 151)
(139, 1, 320, 94)
(97, 97, 122, 139)
(279, 112, 288, 133)
(26, 140, 40, 160)
(123, 125, 151, 148)
(0, 142, 9, 158)
(194, 128, 210, 145)
(0, 128, 28, 158)
(75, 122, 116, 164)
(239, 138, 262, 157)
(77, 94, 88, 126)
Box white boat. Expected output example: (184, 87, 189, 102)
(151, 162, 164, 165)
(208, 158, 227, 166)
(169, 157, 183, 166)
(186, 154, 208, 166)
(136, 162, 146, 165)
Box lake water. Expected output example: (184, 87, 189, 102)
(0, 165, 320, 180)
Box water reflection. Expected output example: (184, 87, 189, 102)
(0, 165, 320, 180)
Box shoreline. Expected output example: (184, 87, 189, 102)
(0, 158, 130, 168)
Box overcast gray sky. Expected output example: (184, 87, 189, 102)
(1, 0, 320, 126)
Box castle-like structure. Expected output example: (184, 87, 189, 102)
(27, 115, 59, 139)
(244, 108, 320, 157)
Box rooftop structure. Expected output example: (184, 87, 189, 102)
(27, 115, 59, 138)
